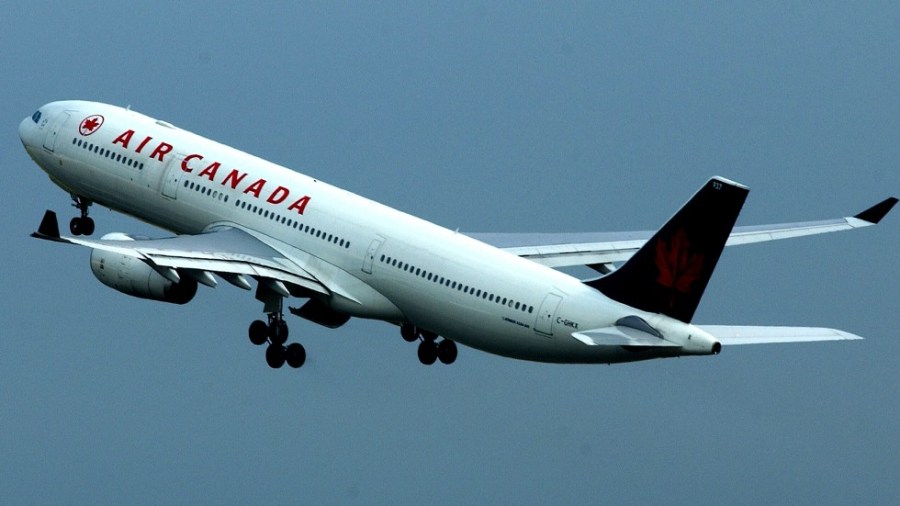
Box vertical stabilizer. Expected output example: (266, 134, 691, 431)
(586, 177, 749, 323)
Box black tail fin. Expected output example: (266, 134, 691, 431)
(586, 177, 749, 323)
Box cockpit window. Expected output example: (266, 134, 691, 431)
(31, 110, 41, 123)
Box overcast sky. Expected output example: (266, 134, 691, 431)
(1, 2, 898, 504)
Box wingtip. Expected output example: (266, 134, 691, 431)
(32, 210, 62, 240)
(854, 197, 898, 224)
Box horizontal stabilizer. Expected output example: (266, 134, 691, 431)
(699, 325, 864, 345)
(572, 326, 681, 348)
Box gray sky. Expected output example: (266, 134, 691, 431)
(2, 2, 897, 504)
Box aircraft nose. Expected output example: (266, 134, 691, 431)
(19, 113, 39, 148)
(19, 115, 31, 144)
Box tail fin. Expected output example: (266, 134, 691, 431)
(586, 177, 749, 323)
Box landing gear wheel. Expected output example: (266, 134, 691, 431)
(438, 339, 458, 364)
(248, 320, 268, 345)
(70, 217, 84, 236)
(417, 340, 438, 365)
(285, 343, 306, 368)
(82, 217, 95, 236)
(70, 196, 94, 236)
(401, 324, 418, 342)
(268, 319, 289, 345)
(266, 344, 286, 368)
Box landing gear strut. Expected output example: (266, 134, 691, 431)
(249, 284, 305, 369)
(69, 195, 94, 236)
(402, 324, 457, 365)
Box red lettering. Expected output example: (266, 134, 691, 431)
(221, 169, 247, 189)
(149, 142, 173, 162)
(198, 162, 221, 181)
(135, 136, 153, 153)
(267, 186, 290, 204)
(181, 154, 203, 173)
(243, 178, 266, 198)
(112, 129, 135, 148)
(288, 196, 311, 215)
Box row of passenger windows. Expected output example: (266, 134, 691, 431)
(379, 254, 534, 314)
(72, 137, 144, 170)
(233, 198, 351, 249)
(184, 180, 229, 202)
(72, 135, 351, 252)
(179, 170, 350, 250)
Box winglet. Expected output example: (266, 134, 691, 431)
(32, 210, 62, 240)
(854, 197, 898, 224)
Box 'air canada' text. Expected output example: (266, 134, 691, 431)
(111, 129, 311, 215)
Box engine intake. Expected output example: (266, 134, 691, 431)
(89, 233, 197, 304)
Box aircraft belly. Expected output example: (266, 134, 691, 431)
(383, 285, 621, 363)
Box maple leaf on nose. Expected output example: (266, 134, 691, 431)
(83, 118, 99, 131)
(655, 229, 705, 294)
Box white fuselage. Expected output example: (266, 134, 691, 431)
(20, 100, 718, 363)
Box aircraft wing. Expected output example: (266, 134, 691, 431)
(699, 326, 863, 345)
(31, 210, 332, 298)
(469, 197, 897, 269)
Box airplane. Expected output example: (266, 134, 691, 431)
(19, 100, 897, 370)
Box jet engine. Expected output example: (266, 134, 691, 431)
(89, 233, 197, 304)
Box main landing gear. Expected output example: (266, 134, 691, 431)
(249, 314, 306, 369)
(401, 324, 457, 365)
(249, 285, 305, 369)
(69, 195, 95, 236)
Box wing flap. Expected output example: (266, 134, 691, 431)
(699, 325, 864, 345)
(32, 210, 329, 296)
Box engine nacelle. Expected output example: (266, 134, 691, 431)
(90, 233, 197, 304)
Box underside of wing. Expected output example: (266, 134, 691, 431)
(32, 210, 329, 297)
(699, 325, 864, 345)
(469, 197, 896, 269)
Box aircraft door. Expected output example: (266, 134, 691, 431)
(362, 237, 384, 274)
(534, 293, 563, 336)
(43, 112, 70, 152)
(160, 154, 185, 199)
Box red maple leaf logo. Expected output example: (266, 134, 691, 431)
(79, 115, 104, 136)
(655, 229, 704, 294)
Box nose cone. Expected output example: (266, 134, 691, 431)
(19, 114, 39, 149)
(19, 115, 30, 144)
